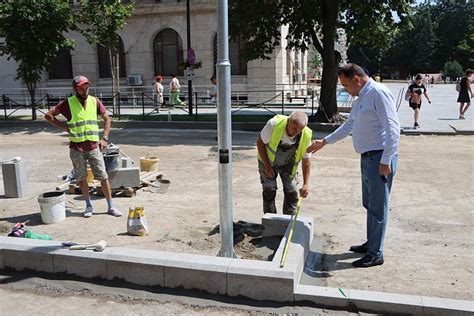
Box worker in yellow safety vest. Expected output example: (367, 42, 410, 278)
(257, 111, 313, 214)
(45, 76, 121, 218)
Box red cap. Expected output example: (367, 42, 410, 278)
(73, 75, 90, 87)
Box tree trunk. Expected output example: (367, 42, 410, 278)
(109, 49, 119, 115)
(27, 82, 37, 121)
(312, 0, 339, 123)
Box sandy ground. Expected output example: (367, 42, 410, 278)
(0, 127, 473, 302)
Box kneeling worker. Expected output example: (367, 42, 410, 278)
(257, 111, 312, 214)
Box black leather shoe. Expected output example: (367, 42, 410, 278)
(352, 254, 384, 268)
(349, 243, 368, 253)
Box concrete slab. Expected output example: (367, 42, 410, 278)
(107, 167, 140, 188)
(294, 285, 350, 308)
(164, 252, 231, 295)
(421, 296, 473, 316)
(401, 125, 456, 135)
(448, 120, 474, 135)
(227, 259, 294, 302)
(52, 248, 109, 279)
(106, 248, 168, 287)
(349, 288, 423, 315)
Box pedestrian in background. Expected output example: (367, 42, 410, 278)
(307, 63, 400, 268)
(457, 69, 473, 119)
(406, 74, 431, 128)
(209, 75, 217, 104)
(169, 74, 185, 106)
(45, 76, 121, 218)
(154, 75, 164, 109)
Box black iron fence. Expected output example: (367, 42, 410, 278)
(1, 88, 329, 121)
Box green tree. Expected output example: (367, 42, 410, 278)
(0, 0, 73, 120)
(75, 0, 134, 113)
(386, 3, 437, 75)
(308, 45, 322, 78)
(431, 1, 473, 70)
(454, 19, 474, 69)
(229, 0, 413, 122)
(443, 60, 463, 80)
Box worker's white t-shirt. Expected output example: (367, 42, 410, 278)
(260, 117, 311, 159)
(169, 77, 181, 91)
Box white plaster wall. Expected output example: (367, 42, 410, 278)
(0, 55, 23, 92)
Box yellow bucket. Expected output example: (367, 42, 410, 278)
(140, 156, 159, 172)
(86, 167, 94, 184)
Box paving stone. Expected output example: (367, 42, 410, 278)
(294, 285, 350, 308)
(421, 296, 473, 315)
(349, 289, 423, 315)
(227, 259, 294, 302)
(53, 248, 109, 279)
(164, 252, 231, 295)
(106, 248, 168, 287)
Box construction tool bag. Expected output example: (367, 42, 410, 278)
(127, 206, 149, 236)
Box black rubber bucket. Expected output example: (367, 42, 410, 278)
(103, 151, 119, 172)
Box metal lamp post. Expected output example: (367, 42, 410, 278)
(217, 0, 236, 258)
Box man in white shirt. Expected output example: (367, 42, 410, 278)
(307, 63, 400, 268)
(169, 74, 185, 106)
(257, 111, 313, 214)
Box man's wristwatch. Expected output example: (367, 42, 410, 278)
(102, 136, 109, 142)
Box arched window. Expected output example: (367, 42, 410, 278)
(213, 34, 247, 76)
(153, 28, 184, 76)
(97, 36, 126, 78)
(49, 49, 73, 80)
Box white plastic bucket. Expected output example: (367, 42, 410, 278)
(38, 191, 66, 224)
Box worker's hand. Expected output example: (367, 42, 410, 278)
(299, 184, 309, 198)
(99, 139, 108, 151)
(379, 163, 391, 176)
(307, 139, 326, 154)
(264, 163, 275, 178)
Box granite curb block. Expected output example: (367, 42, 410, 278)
(164, 252, 231, 295)
(0, 212, 311, 302)
(294, 284, 350, 308)
(0, 237, 472, 314)
(294, 285, 473, 315)
(420, 296, 473, 316)
(106, 248, 168, 287)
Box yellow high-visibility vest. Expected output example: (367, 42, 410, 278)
(67, 95, 100, 143)
(258, 115, 312, 179)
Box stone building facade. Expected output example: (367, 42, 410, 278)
(0, 0, 307, 100)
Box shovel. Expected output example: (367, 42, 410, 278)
(67, 240, 107, 252)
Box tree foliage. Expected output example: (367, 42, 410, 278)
(229, 0, 413, 122)
(443, 60, 463, 79)
(75, 0, 134, 112)
(75, 0, 133, 52)
(368, 0, 473, 76)
(0, 0, 73, 119)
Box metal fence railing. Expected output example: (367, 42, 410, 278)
(1, 85, 356, 121)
